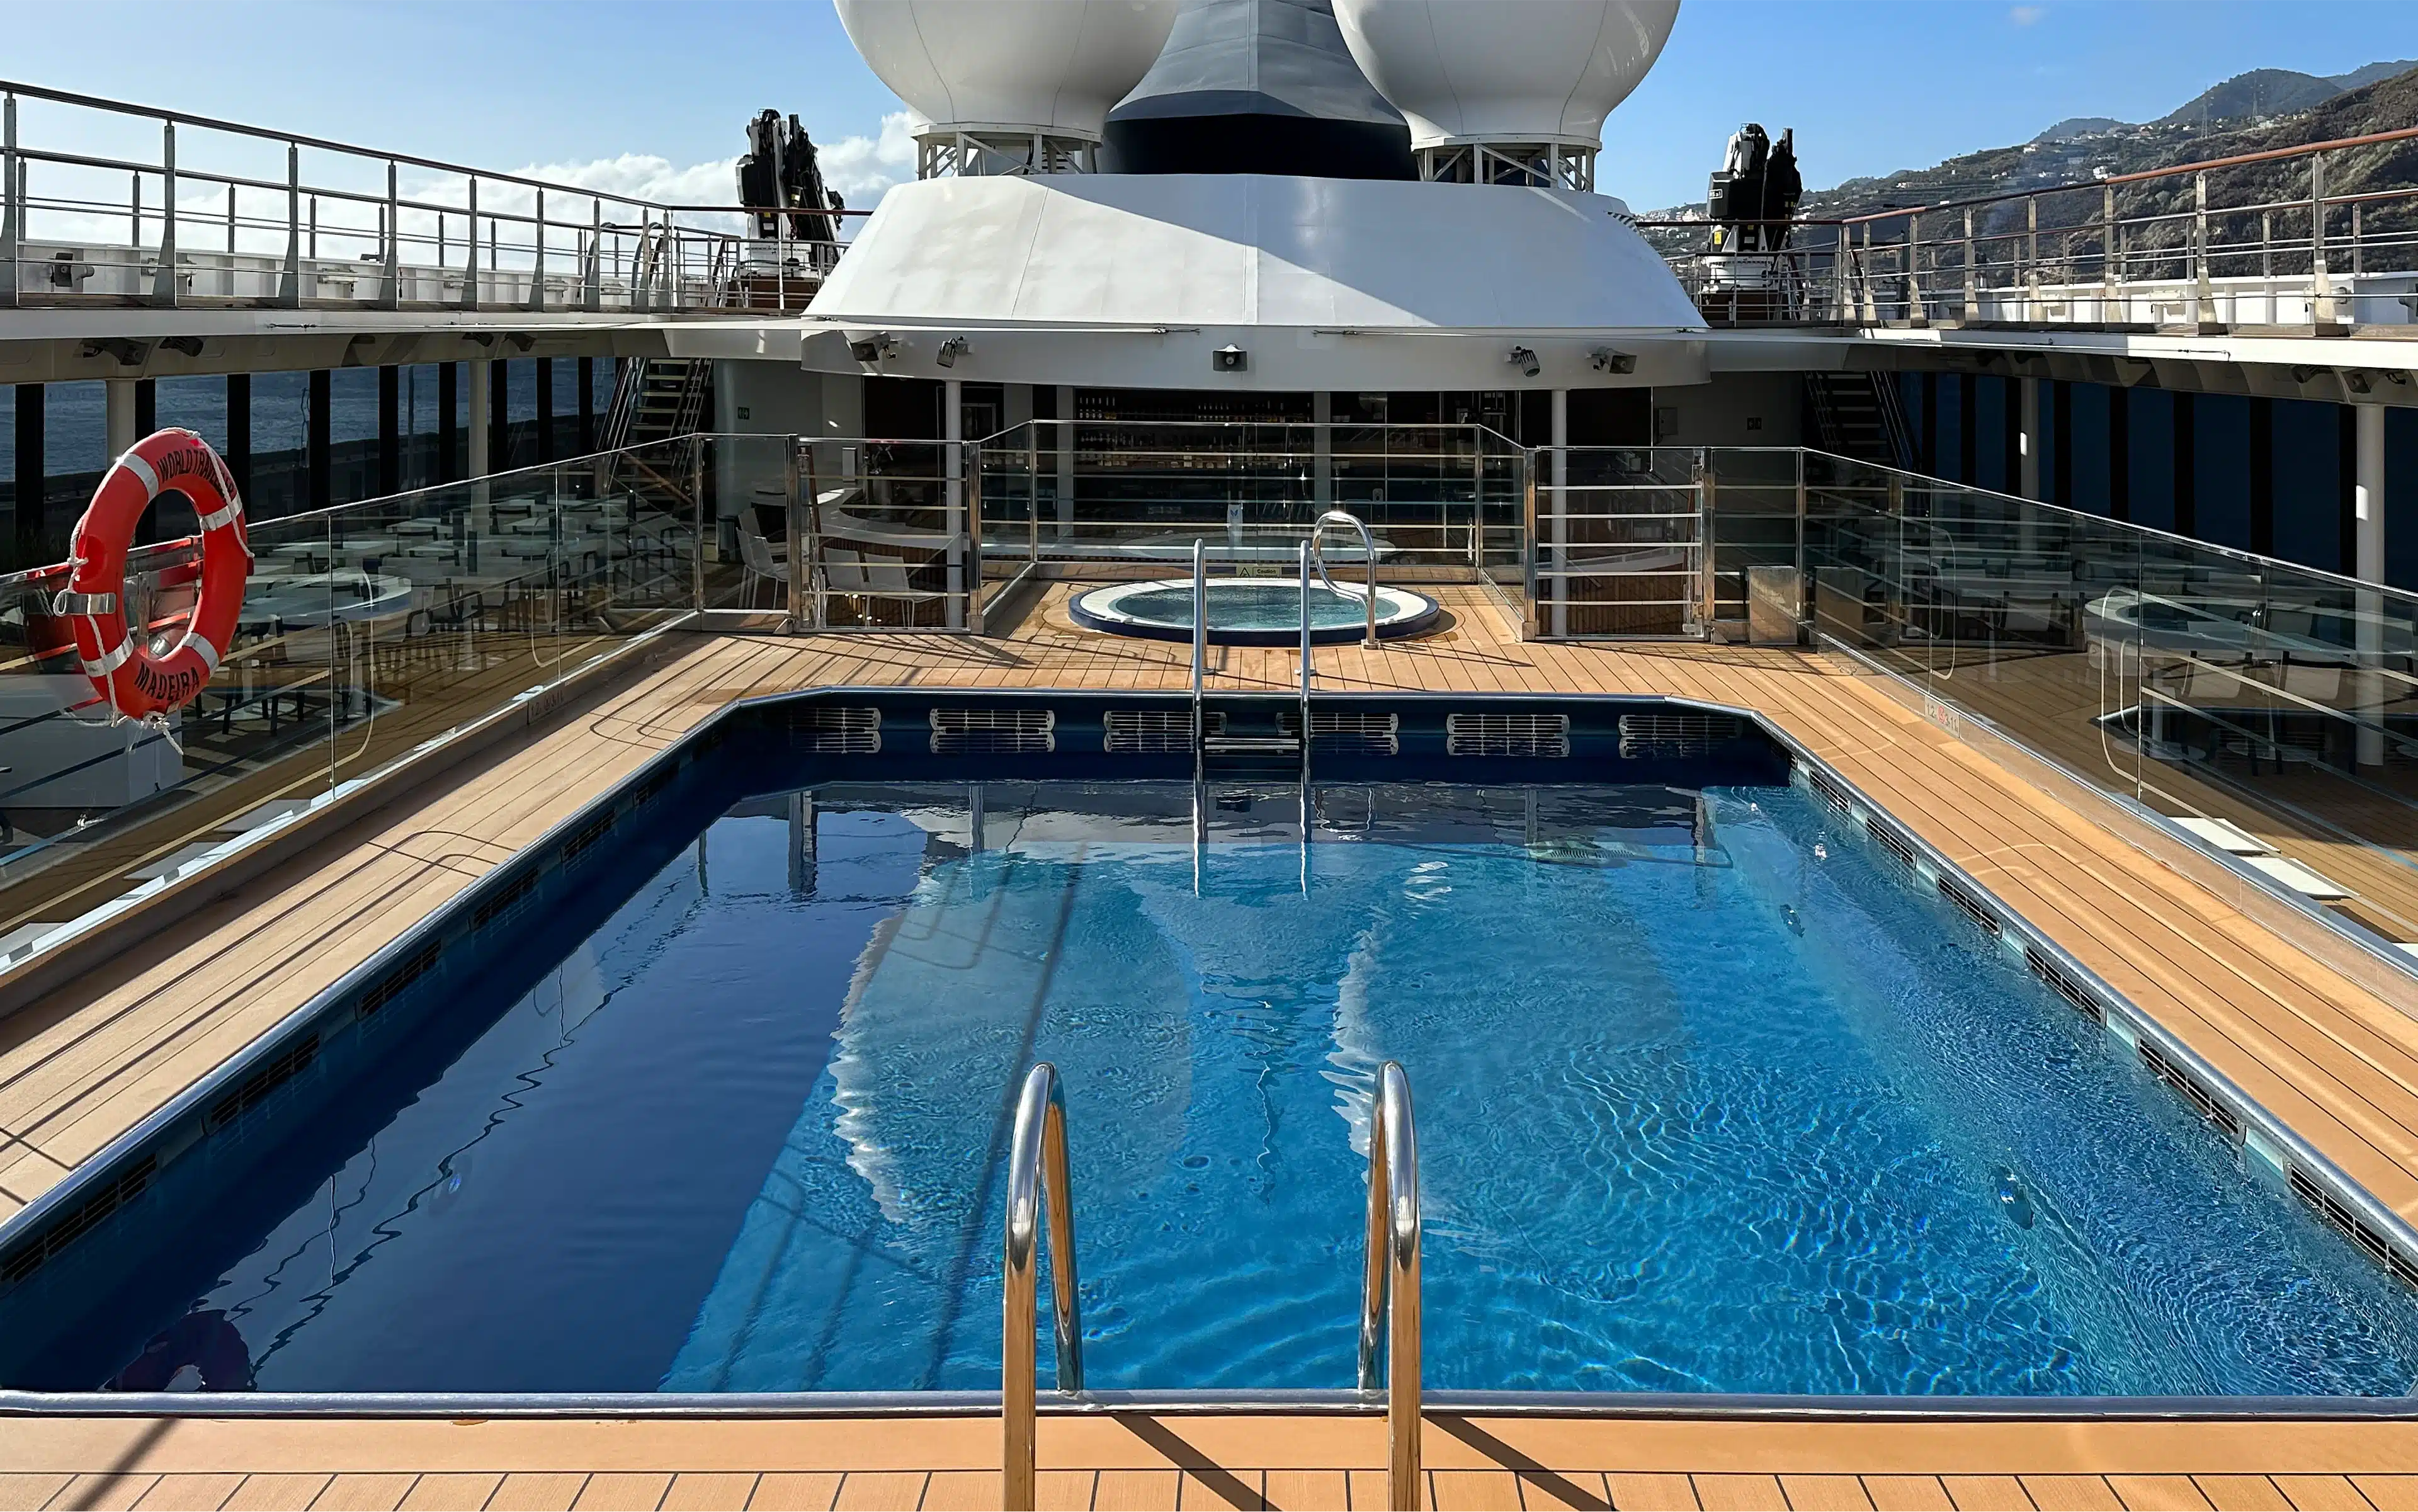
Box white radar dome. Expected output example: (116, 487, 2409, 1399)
(1332, 0, 1681, 150)
(834, 0, 1182, 142)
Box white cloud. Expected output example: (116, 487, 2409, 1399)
(2009, 5, 2045, 23)
(817, 111, 921, 207)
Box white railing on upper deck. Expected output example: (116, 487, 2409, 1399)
(1650, 123, 2418, 337)
(0, 81, 864, 315)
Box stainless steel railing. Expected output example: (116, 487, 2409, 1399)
(1358, 1060, 1421, 1512)
(1312, 509, 1382, 649)
(1644, 120, 2418, 334)
(1003, 1061, 1083, 1512)
(1191, 538, 1208, 776)
(0, 79, 863, 314)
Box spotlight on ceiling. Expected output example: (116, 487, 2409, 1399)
(2291, 365, 2322, 384)
(849, 332, 897, 364)
(2344, 371, 2372, 395)
(161, 336, 204, 358)
(935, 336, 969, 369)
(1507, 346, 1541, 379)
(1589, 348, 1635, 375)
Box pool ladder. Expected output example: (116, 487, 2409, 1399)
(1187, 513, 1379, 782)
(1001, 1059, 1424, 1512)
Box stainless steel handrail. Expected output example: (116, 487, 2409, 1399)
(1298, 540, 1314, 782)
(1191, 538, 1208, 778)
(1311, 508, 1381, 648)
(1003, 1062, 1083, 1512)
(1359, 1061, 1421, 1511)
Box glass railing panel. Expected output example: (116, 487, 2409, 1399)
(1800, 453, 2418, 956)
(1533, 446, 1702, 637)
(0, 440, 705, 967)
(793, 437, 972, 631)
(1705, 448, 1800, 636)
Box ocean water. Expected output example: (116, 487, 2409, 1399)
(0, 361, 614, 475)
(49, 781, 2418, 1395)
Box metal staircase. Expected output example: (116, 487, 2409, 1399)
(600, 358, 713, 520)
(1803, 371, 1914, 469)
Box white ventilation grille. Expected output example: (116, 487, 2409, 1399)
(1618, 710, 1745, 759)
(930, 707, 1055, 754)
(1446, 711, 1570, 758)
(1280, 710, 1399, 755)
(790, 705, 881, 754)
(1105, 709, 1223, 753)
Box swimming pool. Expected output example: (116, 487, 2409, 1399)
(6, 696, 2417, 1400)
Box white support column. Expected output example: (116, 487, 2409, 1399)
(2019, 377, 2041, 501)
(1550, 389, 1569, 639)
(467, 357, 492, 513)
(1054, 384, 1074, 538)
(2355, 402, 2387, 769)
(1313, 391, 1333, 511)
(105, 378, 137, 458)
(945, 377, 965, 629)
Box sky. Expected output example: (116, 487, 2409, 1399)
(4, 0, 2416, 219)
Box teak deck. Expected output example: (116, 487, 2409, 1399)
(6, 582, 2418, 1506)
(8, 1412, 2418, 1510)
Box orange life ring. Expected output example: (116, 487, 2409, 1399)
(58, 428, 251, 723)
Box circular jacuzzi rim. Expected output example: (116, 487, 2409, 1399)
(1068, 577, 1443, 646)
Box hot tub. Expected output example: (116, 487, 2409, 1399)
(1069, 577, 1441, 645)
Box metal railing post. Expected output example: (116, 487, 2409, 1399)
(1358, 1062, 1421, 1512)
(2101, 183, 2119, 322)
(1960, 206, 1977, 322)
(586, 199, 603, 312)
(2024, 195, 2039, 321)
(1002, 1063, 1083, 1512)
(150, 119, 178, 307)
(528, 188, 546, 313)
(278, 140, 300, 307)
(1299, 539, 1314, 778)
(1697, 450, 1718, 635)
(379, 159, 400, 309)
(460, 176, 480, 312)
(2310, 151, 2339, 330)
(1904, 212, 1925, 326)
(968, 443, 986, 634)
(1521, 453, 1541, 639)
(784, 438, 805, 632)
(2192, 170, 2217, 330)
(0, 93, 19, 308)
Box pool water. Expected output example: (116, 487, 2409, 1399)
(1116, 582, 1373, 631)
(50, 781, 2418, 1395)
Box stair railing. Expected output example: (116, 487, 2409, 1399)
(1003, 1062, 1083, 1512)
(1359, 1061, 1422, 1512)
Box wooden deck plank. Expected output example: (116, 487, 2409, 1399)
(130, 1474, 244, 1511)
(396, 1474, 501, 1511)
(745, 1473, 843, 1511)
(215, 1481, 331, 1512)
(1779, 1476, 1877, 1512)
(2267, 1475, 2372, 1511)
(2191, 1477, 2294, 1512)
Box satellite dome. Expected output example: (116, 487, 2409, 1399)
(834, 0, 1182, 142)
(1332, 0, 1680, 150)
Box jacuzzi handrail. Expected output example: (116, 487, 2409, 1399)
(1004, 1062, 1083, 1512)
(1359, 1060, 1422, 1511)
(1312, 509, 1382, 649)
